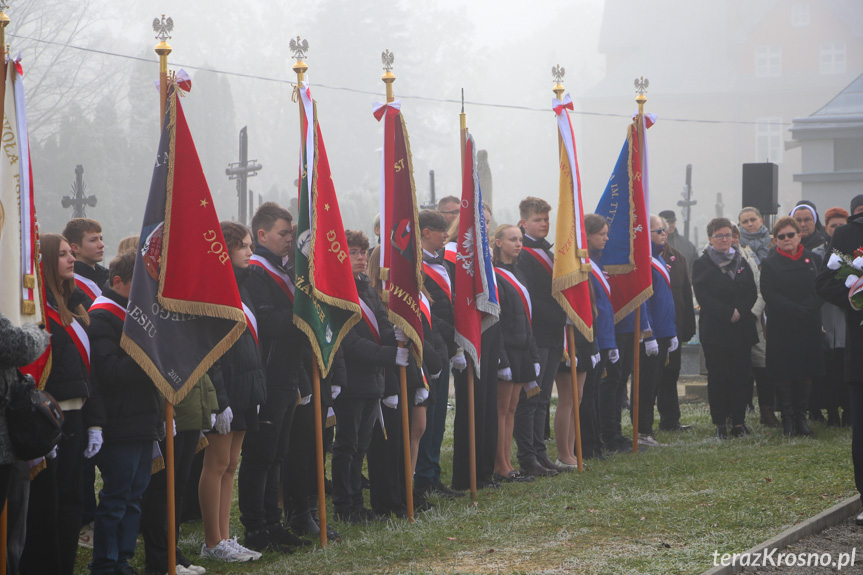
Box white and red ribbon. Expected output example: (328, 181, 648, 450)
(242, 302, 259, 346)
(46, 303, 90, 373)
(358, 297, 381, 344)
(651, 256, 671, 287)
(522, 247, 553, 276)
(419, 291, 432, 328)
(89, 295, 126, 322)
(250, 255, 295, 303)
(495, 267, 532, 325)
(423, 261, 452, 300)
(75, 274, 102, 301)
(590, 260, 611, 299)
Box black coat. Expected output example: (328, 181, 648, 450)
(88, 287, 161, 443)
(517, 234, 566, 348)
(74, 260, 109, 308)
(423, 251, 456, 358)
(760, 247, 824, 380)
(816, 213, 863, 384)
(495, 262, 540, 383)
(244, 245, 303, 391)
(663, 244, 697, 343)
(340, 275, 398, 399)
(692, 250, 758, 348)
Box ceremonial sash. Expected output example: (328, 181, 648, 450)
(522, 246, 553, 276)
(249, 255, 295, 303)
(419, 292, 432, 328)
(46, 303, 90, 373)
(74, 273, 101, 301)
(495, 267, 532, 325)
(242, 302, 259, 346)
(423, 261, 452, 300)
(590, 261, 611, 299)
(444, 242, 457, 264)
(358, 297, 381, 344)
(651, 256, 671, 288)
(89, 295, 126, 322)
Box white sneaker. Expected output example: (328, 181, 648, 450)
(78, 522, 94, 548)
(226, 536, 262, 561)
(637, 434, 666, 447)
(180, 564, 206, 575)
(200, 539, 253, 563)
(165, 567, 194, 575)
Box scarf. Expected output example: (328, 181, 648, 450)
(707, 246, 739, 280)
(740, 226, 771, 262)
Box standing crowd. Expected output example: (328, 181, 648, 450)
(0, 192, 862, 575)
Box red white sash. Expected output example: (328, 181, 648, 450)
(495, 267, 532, 325)
(89, 296, 126, 322)
(46, 303, 90, 373)
(242, 302, 259, 346)
(74, 273, 101, 301)
(250, 255, 295, 303)
(423, 261, 452, 300)
(590, 260, 611, 299)
(651, 256, 671, 287)
(522, 246, 553, 276)
(444, 242, 457, 264)
(419, 292, 432, 328)
(358, 297, 381, 344)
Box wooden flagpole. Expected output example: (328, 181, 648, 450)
(460, 92, 478, 500)
(154, 16, 177, 574)
(291, 41, 328, 548)
(632, 80, 647, 455)
(1, 6, 9, 569)
(380, 56, 417, 522)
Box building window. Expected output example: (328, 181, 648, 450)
(835, 138, 863, 171)
(755, 45, 782, 77)
(820, 42, 846, 74)
(755, 118, 784, 164)
(792, 2, 810, 27)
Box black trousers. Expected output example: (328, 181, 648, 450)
(702, 344, 752, 426)
(282, 402, 315, 520)
(633, 338, 670, 435)
(20, 408, 84, 575)
(238, 386, 296, 531)
(599, 332, 634, 445)
(825, 349, 851, 416)
(848, 383, 863, 498)
(514, 345, 561, 465)
(367, 403, 405, 515)
(658, 346, 683, 429)
(141, 430, 200, 573)
(452, 365, 499, 489)
(331, 396, 377, 513)
(580, 351, 607, 456)
(752, 366, 775, 409)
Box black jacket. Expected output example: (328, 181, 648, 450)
(423, 250, 456, 358)
(244, 245, 303, 391)
(761, 247, 824, 379)
(88, 287, 161, 443)
(340, 275, 398, 399)
(691, 250, 758, 348)
(217, 268, 267, 413)
(74, 260, 109, 308)
(495, 262, 540, 383)
(517, 233, 566, 348)
(662, 244, 697, 343)
(815, 212, 863, 383)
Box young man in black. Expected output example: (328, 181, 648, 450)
(63, 218, 108, 306)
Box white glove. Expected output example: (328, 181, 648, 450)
(299, 394, 312, 405)
(210, 414, 217, 429)
(331, 385, 342, 400)
(215, 407, 233, 435)
(497, 367, 513, 381)
(430, 370, 442, 380)
(608, 349, 620, 364)
(84, 428, 103, 459)
(395, 347, 409, 367)
(414, 388, 429, 405)
(394, 326, 408, 343)
(644, 339, 659, 357)
(668, 336, 679, 353)
(47, 445, 58, 459)
(382, 395, 399, 409)
(591, 353, 600, 368)
(451, 353, 467, 372)
(162, 419, 177, 438)
(534, 363, 541, 377)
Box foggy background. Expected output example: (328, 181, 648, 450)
(13, 0, 862, 251)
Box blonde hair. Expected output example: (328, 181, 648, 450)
(492, 224, 519, 265)
(117, 235, 139, 255)
(41, 233, 89, 327)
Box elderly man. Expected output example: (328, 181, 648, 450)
(658, 210, 697, 275)
(437, 196, 461, 226)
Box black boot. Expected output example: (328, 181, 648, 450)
(793, 381, 813, 437)
(827, 408, 841, 427)
(777, 384, 794, 437)
(309, 497, 341, 542)
(759, 405, 781, 428)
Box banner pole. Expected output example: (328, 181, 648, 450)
(467, 358, 477, 499)
(632, 309, 641, 453)
(398, 355, 415, 522)
(1, 6, 10, 569)
(567, 326, 584, 471)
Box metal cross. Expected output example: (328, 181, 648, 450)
(61, 165, 97, 218)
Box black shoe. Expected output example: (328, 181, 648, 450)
(361, 474, 371, 489)
(584, 449, 606, 461)
(793, 416, 813, 437)
(291, 511, 320, 537)
(268, 522, 312, 547)
(537, 454, 566, 473)
(413, 494, 434, 513)
(480, 478, 502, 489)
(715, 425, 727, 439)
(494, 471, 535, 483)
(116, 563, 140, 575)
(521, 460, 558, 478)
(659, 423, 693, 431)
(782, 417, 794, 436)
(729, 424, 749, 438)
(355, 507, 377, 522)
(245, 528, 294, 554)
(810, 410, 826, 423)
(324, 477, 333, 495)
(430, 481, 466, 498)
(856, 510, 863, 526)
(827, 410, 841, 427)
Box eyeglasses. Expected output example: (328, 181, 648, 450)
(440, 209, 460, 216)
(650, 228, 667, 235)
(710, 233, 733, 240)
(776, 232, 797, 240)
(740, 217, 759, 225)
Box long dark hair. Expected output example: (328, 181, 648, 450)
(41, 233, 89, 327)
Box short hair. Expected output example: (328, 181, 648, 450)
(220, 221, 253, 254)
(519, 197, 552, 220)
(62, 218, 101, 247)
(706, 217, 733, 238)
(418, 209, 448, 232)
(739, 206, 762, 220)
(437, 196, 459, 210)
(824, 207, 849, 225)
(251, 202, 292, 238)
(772, 216, 800, 237)
(373, 213, 381, 231)
(108, 251, 136, 284)
(116, 236, 139, 255)
(584, 213, 608, 236)
(345, 229, 369, 251)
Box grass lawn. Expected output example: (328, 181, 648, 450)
(75, 398, 855, 575)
